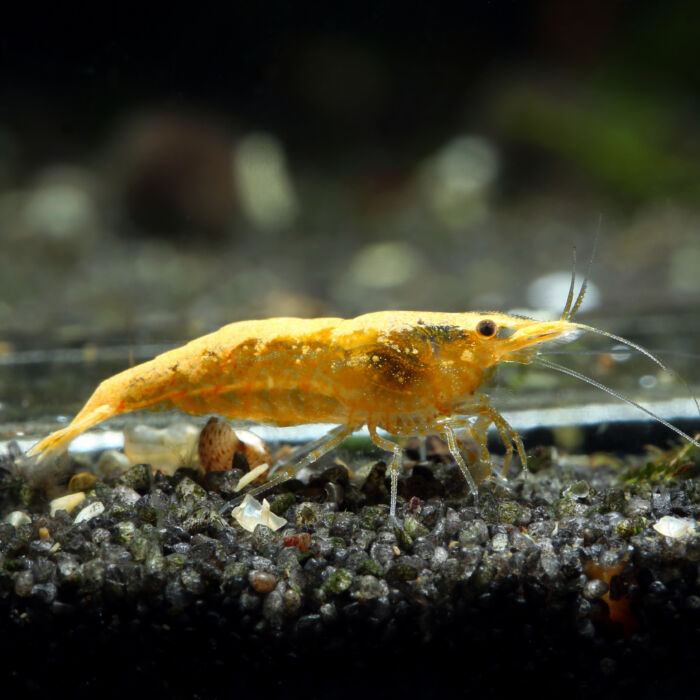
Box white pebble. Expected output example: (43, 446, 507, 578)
(112, 485, 141, 506)
(49, 492, 86, 517)
(73, 501, 105, 524)
(234, 463, 269, 492)
(653, 515, 696, 538)
(5, 511, 31, 527)
(431, 546, 449, 567)
(235, 429, 269, 456)
(491, 532, 508, 552)
(231, 494, 287, 532)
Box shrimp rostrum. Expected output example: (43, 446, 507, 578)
(30, 284, 700, 518)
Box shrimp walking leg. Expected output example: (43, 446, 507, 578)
(368, 425, 403, 520)
(417, 435, 428, 462)
(441, 424, 479, 500)
(472, 399, 527, 477)
(490, 411, 527, 478)
(447, 396, 527, 479)
(275, 423, 359, 476)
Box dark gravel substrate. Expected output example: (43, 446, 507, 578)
(2, 443, 700, 699)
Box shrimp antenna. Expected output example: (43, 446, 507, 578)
(535, 357, 700, 450)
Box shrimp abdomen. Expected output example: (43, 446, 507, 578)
(29, 317, 346, 459)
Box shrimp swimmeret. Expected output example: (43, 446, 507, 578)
(29, 271, 700, 518)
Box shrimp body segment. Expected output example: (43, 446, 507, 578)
(30, 311, 583, 516)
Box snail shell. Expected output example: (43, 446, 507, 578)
(198, 417, 270, 473)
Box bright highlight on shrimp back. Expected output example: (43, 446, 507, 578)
(30, 301, 700, 519)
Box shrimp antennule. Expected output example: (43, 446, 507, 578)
(561, 247, 578, 322)
(561, 229, 599, 322)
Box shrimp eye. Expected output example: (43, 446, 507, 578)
(476, 319, 497, 338)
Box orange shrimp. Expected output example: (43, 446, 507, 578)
(29, 277, 700, 519)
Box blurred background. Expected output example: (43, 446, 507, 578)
(0, 1, 698, 433)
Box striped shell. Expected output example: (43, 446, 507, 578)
(198, 416, 270, 473)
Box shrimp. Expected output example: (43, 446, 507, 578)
(29, 275, 700, 519)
